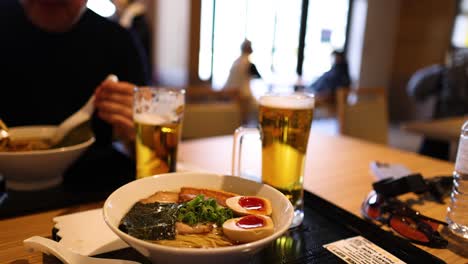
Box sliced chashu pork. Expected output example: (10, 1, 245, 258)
(178, 187, 238, 207)
(140, 191, 179, 204)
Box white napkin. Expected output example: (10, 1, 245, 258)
(369, 161, 412, 180)
(53, 209, 129, 256)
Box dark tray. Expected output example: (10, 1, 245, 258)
(52, 190, 445, 264)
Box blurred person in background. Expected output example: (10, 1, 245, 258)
(0, 0, 150, 190)
(407, 48, 468, 161)
(307, 50, 350, 98)
(223, 39, 262, 126)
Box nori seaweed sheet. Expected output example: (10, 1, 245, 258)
(119, 202, 179, 240)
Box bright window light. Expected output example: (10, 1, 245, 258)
(87, 0, 116, 18)
(199, 0, 349, 88)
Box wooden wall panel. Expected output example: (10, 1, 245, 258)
(389, 0, 456, 121)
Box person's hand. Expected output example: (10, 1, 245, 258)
(94, 78, 135, 143)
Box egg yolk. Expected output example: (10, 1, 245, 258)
(236, 215, 265, 229)
(238, 196, 266, 212)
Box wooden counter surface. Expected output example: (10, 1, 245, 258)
(1, 132, 467, 263)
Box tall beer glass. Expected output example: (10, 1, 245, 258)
(133, 87, 185, 179)
(233, 92, 314, 228)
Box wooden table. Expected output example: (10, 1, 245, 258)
(1, 132, 468, 263)
(401, 116, 467, 142)
(401, 116, 467, 160)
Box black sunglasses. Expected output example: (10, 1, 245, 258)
(361, 191, 448, 248)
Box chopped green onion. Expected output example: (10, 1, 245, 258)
(177, 195, 234, 226)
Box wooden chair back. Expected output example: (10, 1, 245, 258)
(181, 85, 243, 139)
(336, 87, 389, 144)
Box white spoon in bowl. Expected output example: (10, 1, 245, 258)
(24, 236, 140, 264)
(49, 74, 118, 147)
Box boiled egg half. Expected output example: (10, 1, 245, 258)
(222, 214, 274, 243)
(225, 196, 272, 216)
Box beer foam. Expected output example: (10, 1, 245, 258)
(259, 94, 314, 109)
(134, 113, 171, 125)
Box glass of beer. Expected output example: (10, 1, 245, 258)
(133, 87, 185, 179)
(233, 92, 314, 228)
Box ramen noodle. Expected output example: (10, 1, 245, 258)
(154, 228, 234, 248)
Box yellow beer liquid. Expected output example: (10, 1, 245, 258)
(135, 120, 181, 178)
(260, 104, 313, 207)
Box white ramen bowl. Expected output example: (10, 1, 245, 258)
(0, 125, 95, 191)
(103, 172, 294, 264)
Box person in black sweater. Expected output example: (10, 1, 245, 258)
(0, 0, 150, 190)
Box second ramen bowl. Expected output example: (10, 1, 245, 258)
(0, 125, 94, 191)
(103, 172, 294, 264)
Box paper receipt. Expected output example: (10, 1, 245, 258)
(323, 236, 406, 264)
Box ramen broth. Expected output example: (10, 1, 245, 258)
(0, 138, 51, 152)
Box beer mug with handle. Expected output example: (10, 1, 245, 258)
(133, 87, 185, 179)
(233, 92, 314, 228)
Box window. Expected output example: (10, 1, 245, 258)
(303, 0, 350, 83)
(199, 0, 351, 90)
(452, 0, 468, 48)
